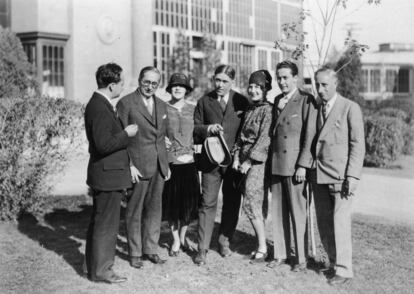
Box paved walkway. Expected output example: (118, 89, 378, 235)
(52, 158, 414, 225)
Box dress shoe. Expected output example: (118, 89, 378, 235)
(328, 275, 351, 285)
(92, 272, 127, 284)
(291, 262, 307, 272)
(318, 265, 335, 278)
(250, 251, 268, 264)
(218, 243, 232, 257)
(266, 258, 287, 268)
(130, 256, 144, 269)
(169, 248, 180, 257)
(143, 254, 166, 264)
(194, 249, 207, 265)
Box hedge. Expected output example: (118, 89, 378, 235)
(0, 26, 37, 98)
(364, 115, 405, 167)
(0, 96, 85, 221)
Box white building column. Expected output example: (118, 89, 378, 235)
(131, 0, 153, 84)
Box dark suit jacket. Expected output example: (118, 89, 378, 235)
(117, 89, 169, 179)
(84, 92, 132, 191)
(194, 89, 249, 172)
(270, 89, 317, 176)
(312, 94, 365, 184)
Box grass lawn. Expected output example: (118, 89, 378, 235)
(1, 195, 413, 294)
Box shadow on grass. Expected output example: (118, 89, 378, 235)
(17, 195, 261, 276)
(17, 195, 92, 276)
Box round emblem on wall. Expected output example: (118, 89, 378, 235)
(96, 15, 119, 44)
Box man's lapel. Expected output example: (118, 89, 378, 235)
(318, 94, 344, 139)
(155, 97, 163, 129)
(207, 91, 224, 119)
(274, 90, 300, 129)
(223, 90, 236, 121)
(134, 90, 156, 126)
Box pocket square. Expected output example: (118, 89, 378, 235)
(163, 114, 167, 119)
(291, 114, 299, 118)
(335, 121, 340, 127)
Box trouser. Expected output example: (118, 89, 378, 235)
(85, 190, 122, 280)
(125, 168, 165, 257)
(198, 166, 242, 250)
(312, 183, 354, 278)
(271, 175, 308, 264)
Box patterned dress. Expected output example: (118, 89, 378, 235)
(233, 101, 272, 220)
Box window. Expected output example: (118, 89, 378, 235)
(255, 0, 279, 42)
(369, 69, 380, 93)
(271, 51, 280, 72)
(0, 0, 10, 28)
(191, 0, 223, 34)
(227, 0, 253, 38)
(153, 31, 170, 87)
(385, 69, 397, 92)
(258, 49, 267, 69)
(361, 69, 369, 92)
(228, 42, 254, 88)
(17, 32, 69, 98)
(154, 0, 188, 29)
(398, 68, 409, 93)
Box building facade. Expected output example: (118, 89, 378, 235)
(361, 43, 414, 101)
(1, 0, 302, 103)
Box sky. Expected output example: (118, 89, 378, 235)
(303, 0, 414, 61)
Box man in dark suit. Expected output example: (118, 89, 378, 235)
(311, 67, 365, 285)
(84, 63, 138, 283)
(268, 61, 317, 271)
(193, 65, 249, 265)
(117, 66, 170, 269)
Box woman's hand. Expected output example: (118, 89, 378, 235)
(232, 158, 240, 171)
(239, 159, 252, 174)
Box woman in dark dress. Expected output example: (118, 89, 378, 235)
(162, 73, 200, 256)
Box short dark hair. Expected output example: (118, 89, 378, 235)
(95, 63, 123, 89)
(214, 64, 236, 80)
(138, 66, 161, 82)
(276, 60, 298, 77)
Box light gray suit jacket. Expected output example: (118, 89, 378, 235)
(312, 94, 365, 184)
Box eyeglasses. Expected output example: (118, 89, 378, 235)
(141, 80, 159, 88)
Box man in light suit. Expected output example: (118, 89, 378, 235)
(268, 61, 317, 271)
(193, 65, 249, 265)
(117, 66, 170, 269)
(84, 63, 138, 283)
(311, 67, 365, 285)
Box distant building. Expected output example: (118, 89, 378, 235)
(1, 0, 302, 103)
(361, 43, 414, 101)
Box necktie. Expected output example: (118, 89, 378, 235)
(277, 96, 289, 111)
(322, 103, 328, 121)
(219, 96, 226, 113)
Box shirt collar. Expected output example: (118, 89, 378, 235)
(283, 87, 297, 101)
(325, 93, 338, 108)
(219, 92, 230, 103)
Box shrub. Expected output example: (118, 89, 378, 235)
(0, 26, 38, 98)
(376, 98, 414, 123)
(364, 115, 405, 167)
(377, 107, 409, 122)
(402, 123, 414, 155)
(0, 96, 85, 221)
(374, 107, 414, 156)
